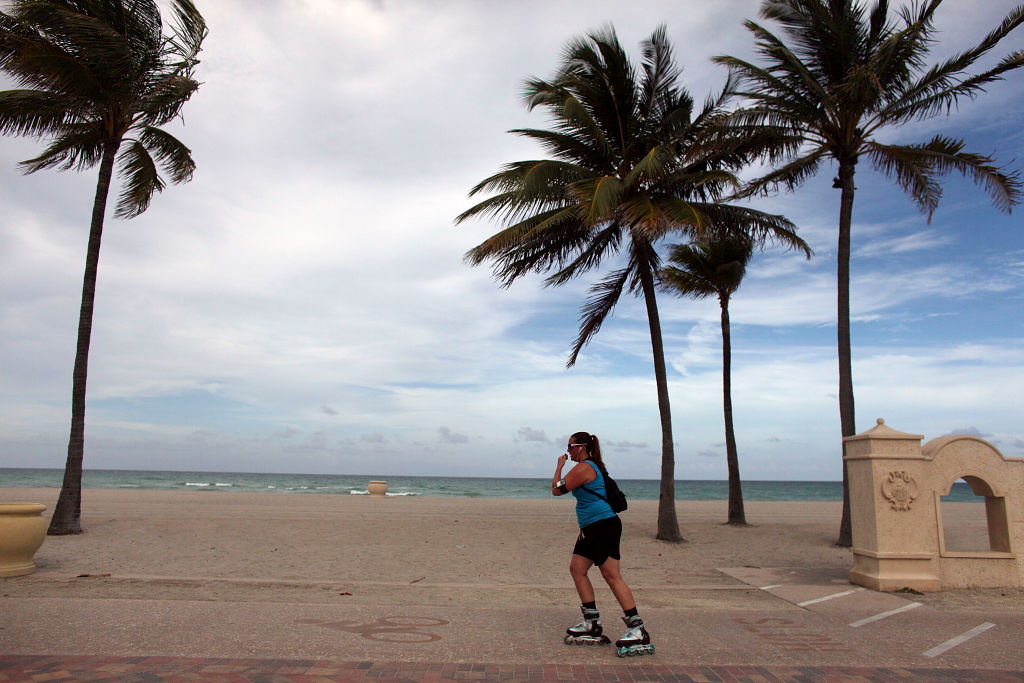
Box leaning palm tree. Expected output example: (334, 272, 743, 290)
(660, 232, 811, 525)
(456, 25, 803, 542)
(0, 0, 207, 535)
(714, 0, 1024, 546)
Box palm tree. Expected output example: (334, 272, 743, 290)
(660, 233, 810, 525)
(713, 0, 1024, 546)
(456, 25, 803, 542)
(0, 0, 207, 535)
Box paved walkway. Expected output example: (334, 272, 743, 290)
(3, 566, 1022, 681)
(3, 654, 1024, 681)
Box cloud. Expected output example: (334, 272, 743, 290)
(438, 427, 469, 444)
(940, 426, 990, 439)
(516, 427, 550, 443)
(608, 440, 648, 449)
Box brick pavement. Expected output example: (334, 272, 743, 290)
(2, 655, 1024, 682)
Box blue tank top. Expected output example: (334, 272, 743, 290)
(571, 461, 617, 528)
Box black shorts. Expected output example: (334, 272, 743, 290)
(572, 515, 622, 566)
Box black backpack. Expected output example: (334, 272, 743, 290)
(582, 471, 628, 513)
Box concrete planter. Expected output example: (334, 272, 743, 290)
(368, 481, 388, 497)
(0, 503, 48, 577)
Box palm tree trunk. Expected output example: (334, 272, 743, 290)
(720, 297, 745, 525)
(639, 265, 683, 543)
(835, 159, 857, 548)
(48, 140, 118, 535)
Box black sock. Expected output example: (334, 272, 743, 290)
(624, 607, 639, 619)
(582, 601, 597, 611)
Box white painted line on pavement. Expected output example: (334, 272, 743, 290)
(798, 587, 863, 607)
(760, 584, 782, 590)
(923, 622, 996, 658)
(849, 601, 922, 628)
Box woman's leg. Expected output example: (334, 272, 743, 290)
(569, 553, 596, 603)
(597, 557, 636, 611)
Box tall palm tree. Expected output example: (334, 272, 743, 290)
(714, 0, 1024, 546)
(0, 0, 207, 535)
(660, 232, 811, 525)
(456, 25, 803, 542)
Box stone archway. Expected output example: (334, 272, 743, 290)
(845, 420, 1023, 592)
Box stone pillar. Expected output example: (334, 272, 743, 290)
(844, 418, 941, 591)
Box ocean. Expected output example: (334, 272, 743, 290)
(0, 468, 981, 501)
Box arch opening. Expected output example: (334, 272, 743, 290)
(940, 477, 1011, 553)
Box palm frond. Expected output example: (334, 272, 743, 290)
(17, 122, 104, 172)
(511, 127, 607, 170)
(456, 159, 584, 225)
(625, 195, 709, 239)
(139, 125, 194, 183)
(638, 24, 682, 123)
(572, 175, 624, 223)
(695, 202, 810, 257)
(545, 223, 623, 288)
(737, 147, 827, 197)
(0, 9, 106, 98)
(523, 81, 616, 164)
(659, 264, 717, 300)
(139, 71, 200, 126)
(881, 48, 1024, 124)
(868, 136, 1022, 217)
(865, 140, 944, 215)
(0, 88, 74, 136)
(464, 207, 595, 287)
(746, 18, 834, 107)
(165, 0, 207, 64)
(567, 265, 631, 367)
(114, 138, 163, 218)
(623, 142, 672, 187)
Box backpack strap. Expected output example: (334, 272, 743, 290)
(580, 462, 610, 504)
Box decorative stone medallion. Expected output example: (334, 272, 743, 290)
(881, 470, 918, 511)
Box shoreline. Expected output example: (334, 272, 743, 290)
(0, 471, 855, 501)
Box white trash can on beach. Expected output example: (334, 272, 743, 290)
(368, 481, 388, 496)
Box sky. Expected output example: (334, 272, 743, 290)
(1, 0, 1022, 481)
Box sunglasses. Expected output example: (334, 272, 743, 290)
(567, 443, 585, 449)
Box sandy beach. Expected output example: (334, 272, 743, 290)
(2, 487, 1016, 612)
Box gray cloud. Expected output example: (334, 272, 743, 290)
(439, 427, 469, 444)
(516, 427, 549, 443)
(941, 427, 989, 439)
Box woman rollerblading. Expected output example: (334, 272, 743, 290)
(553, 432, 652, 657)
(615, 615, 654, 657)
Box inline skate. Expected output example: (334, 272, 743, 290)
(615, 615, 654, 657)
(563, 607, 610, 646)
